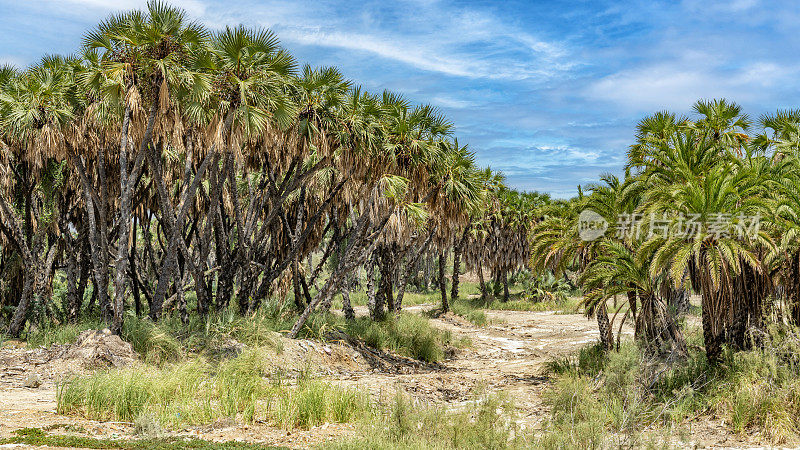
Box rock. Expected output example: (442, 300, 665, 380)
(209, 339, 246, 360)
(23, 372, 41, 388)
(65, 329, 138, 368)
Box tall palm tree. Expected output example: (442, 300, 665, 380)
(81, 0, 209, 331)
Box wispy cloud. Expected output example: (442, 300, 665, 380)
(201, 1, 574, 81)
(46, 0, 208, 16)
(586, 61, 798, 112)
(3, 0, 800, 196)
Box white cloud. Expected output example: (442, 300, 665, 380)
(195, 1, 573, 81)
(40, 0, 207, 18)
(585, 61, 798, 112)
(430, 95, 477, 109)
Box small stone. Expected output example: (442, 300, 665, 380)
(23, 373, 41, 388)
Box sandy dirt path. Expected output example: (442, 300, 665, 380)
(338, 305, 631, 430)
(1, 305, 614, 447)
(1, 304, 755, 448)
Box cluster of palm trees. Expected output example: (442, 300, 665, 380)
(0, 2, 539, 339)
(533, 99, 800, 362)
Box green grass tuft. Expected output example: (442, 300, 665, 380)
(542, 326, 800, 446)
(25, 319, 105, 348)
(57, 348, 369, 430)
(324, 392, 525, 450)
(1, 427, 282, 449)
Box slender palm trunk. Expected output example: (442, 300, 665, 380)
(367, 251, 385, 320)
(439, 250, 449, 312)
(597, 302, 613, 350)
(450, 226, 470, 302)
(111, 105, 133, 335)
(341, 275, 355, 320)
(477, 260, 488, 301)
(502, 270, 510, 302)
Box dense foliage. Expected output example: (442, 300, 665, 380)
(533, 99, 800, 362)
(0, 1, 540, 338)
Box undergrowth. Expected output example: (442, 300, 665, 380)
(57, 347, 370, 430)
(117, 299, 456, 364)
(25, 318, 105, 348)
(542, 326, 800, 446)
(304, 311, 459, 363)
(0, 427, 279, 449)
(324, 392, 526, 449)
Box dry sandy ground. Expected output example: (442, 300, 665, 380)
(0, 304, 770, 449)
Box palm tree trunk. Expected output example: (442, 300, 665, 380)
(289, 208, 390, 338)
(701, 292, 723, 363)
(7, 272, 35, 337)
(341, 275, 355, 320)
(111, 104, 133, 335)
(292, 259, 304, 311)
(450, 226, 470, 302)
(597, 302, 613, 350)
(477, 260, 488, 301)
(502, 270, 510, 302)
(75, 226, 91, 321)
(366, 252, 380, 320)
(65, 237, 79, 322)
(149, 150, 218, 319)
(439, 250, 449, 312)
(395, 226, 437, 312)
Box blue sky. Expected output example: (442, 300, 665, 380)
(2, 0, 799, 197)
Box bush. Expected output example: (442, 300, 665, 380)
(57, 348, 369, 430)
(122, 314, 183, 366)
(325, 392, 525, 450)
(449, 299, 489, 326)
(543, 327, 800, 446)
(341, 313, 453, 363)
(25, 319, 104, 348)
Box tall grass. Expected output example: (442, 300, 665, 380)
(57, 348, 370, 430)
(122, 314, 183, 366)
(335, 313, 455, 363)
(324, 393, 525, 450)
(25, 318, 105, 348)
(448, 298, 489, 326)
(542, 326, 800, 446)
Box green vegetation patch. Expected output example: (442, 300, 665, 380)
(305, 311, 458, 363)
(57, 348, 370, 430)
(1, 427, 284, 449)
(324, 393, 526, 450)
(543, 327, 800, 446)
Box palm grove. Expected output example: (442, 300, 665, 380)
(0, 2, 535, 340)
(533, 99, 800, 363)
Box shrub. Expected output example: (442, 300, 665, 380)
(325, 392, 524, 449)
(543, 327, 800, 446)
(341, 313, 452, 363)
(122, 315, 182, 366)
(26, 319, 104, 348)
(57, 349, 369, 430)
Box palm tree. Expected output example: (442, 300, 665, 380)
(81, 0, 209, 331)
(0, 57, 77, 336)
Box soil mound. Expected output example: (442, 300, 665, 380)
(0, 329, 138, 387)
(65, 329, 138, 368)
